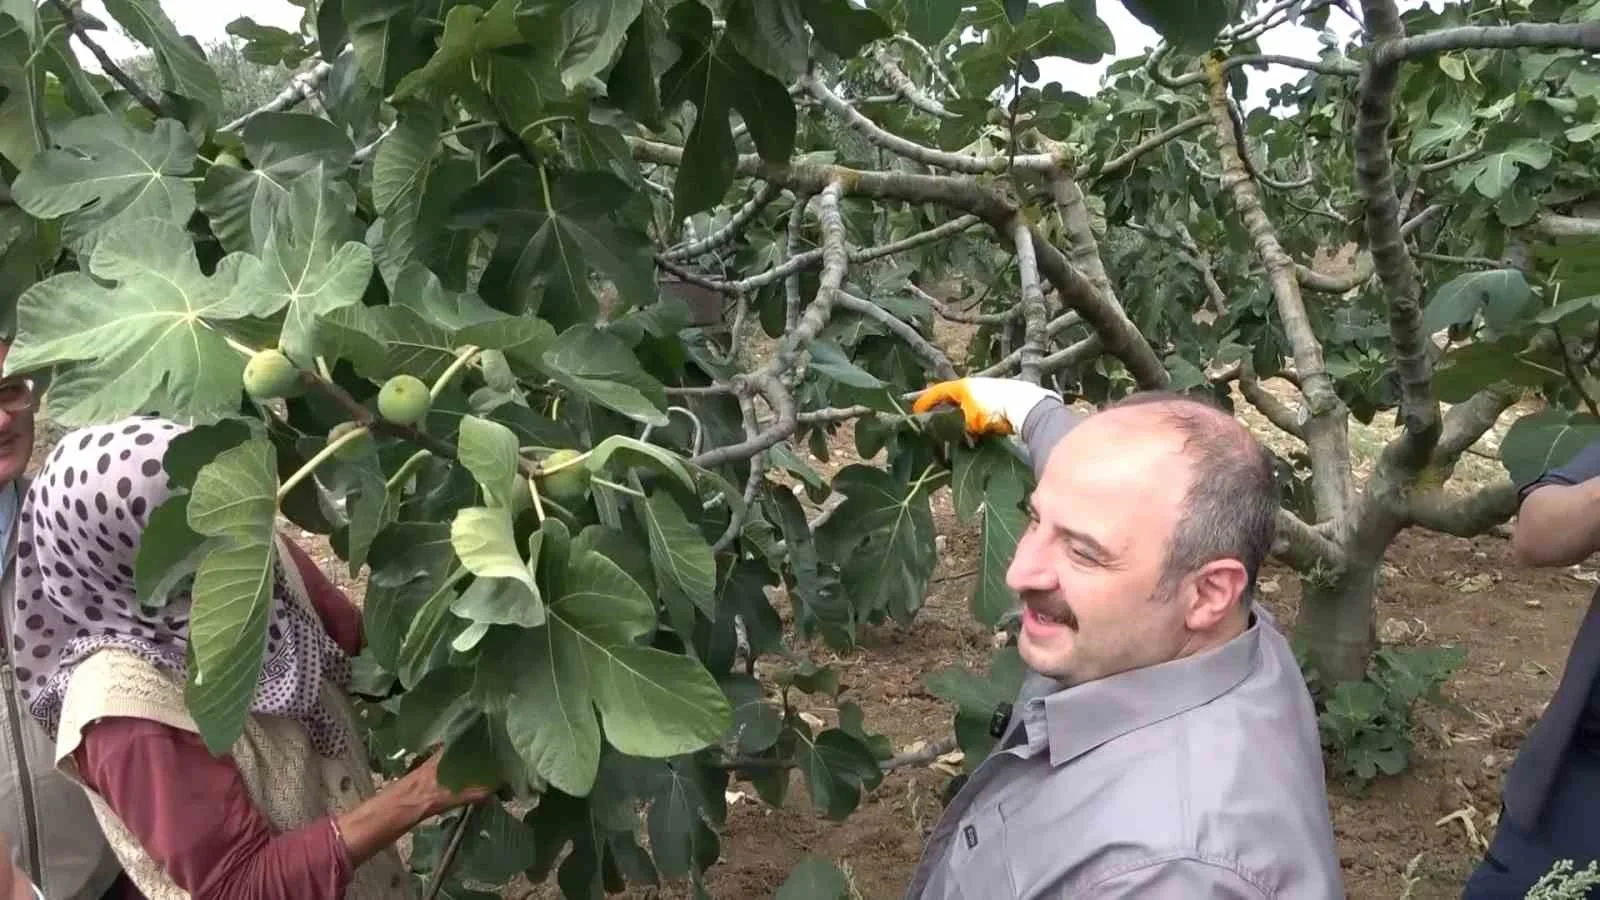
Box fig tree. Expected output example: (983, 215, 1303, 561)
(378, 374, 430, 425)
(538, 448, 589, 503)
(242, 349, 299, 401)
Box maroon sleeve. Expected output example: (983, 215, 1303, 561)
(280, 538, 363, 657)
(74, 717, 354, 900)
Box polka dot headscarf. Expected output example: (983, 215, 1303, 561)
(11, 415, 353, 758)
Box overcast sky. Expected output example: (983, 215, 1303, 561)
(72, 0, 1389, 105)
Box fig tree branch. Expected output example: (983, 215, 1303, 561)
(49, 0, 163, 117)
(784, 191, 811, 331)
(1240, 363, 1306, 440)
(222, 59, 333, 133)
(1392, 22, 1600, 60)
(1272, 508, 1346, 571)
(1533, 214, 1600, 239)
(974, 312, 1089, 376)
(626, 138, 1169, 388)
(1037, 335, 1104, 375)
(1355, 0, 1439, 457)
(1012, 218, 1049, 384)
(801, 73, 1057, 174)
(1205, 57, 1354, 521)
(690, 181, 850, 469)
(722, 214, 981, 295)
(884, 36, 956, 98)
(1433, 384, 1518, 467)
(1047, 173, 1125, 320)
(911, 281, 1022, 325)
(834, 291, 959, 381)
(872, 46, 953, 118)
(1092, 114, 1211, 180)
(661, 182, 782, 261)
(711, 394, 765, 554)
(1406, 481, 1518, 537)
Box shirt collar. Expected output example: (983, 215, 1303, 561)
(1019, 607, 1264, 768)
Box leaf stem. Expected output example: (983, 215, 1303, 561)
(526, 476, 547, 523)
(536, 451, 591, 477)
(591, 476, 645, 498)
(384, 450, 432, 494)
(430, 345, 481, 401)
(277, 426, 369, 503)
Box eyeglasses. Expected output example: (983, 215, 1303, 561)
(0, 378, 36, 413)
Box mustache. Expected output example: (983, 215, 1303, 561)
(1020, 591, 1078, 630)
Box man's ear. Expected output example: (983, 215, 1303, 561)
(1184, 559, 1249, 630)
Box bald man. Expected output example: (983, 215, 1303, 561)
(903, 378, 1344, 899)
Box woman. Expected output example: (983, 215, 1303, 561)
(8, 416, 492, 899)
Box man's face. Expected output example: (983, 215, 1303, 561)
(1004, 412, 1196, 685)
(0, 344, 36, 487)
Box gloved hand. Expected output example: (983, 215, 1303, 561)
(911, 377, 1058, 436)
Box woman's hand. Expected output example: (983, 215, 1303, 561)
(913, 377, 1058, 436)
(406, 751, 497, 819)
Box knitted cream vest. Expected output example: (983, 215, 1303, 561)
(49, 535, 414, 900)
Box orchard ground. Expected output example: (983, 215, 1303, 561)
(29, 354, 1579, 900)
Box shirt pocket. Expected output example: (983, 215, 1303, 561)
(948, 803, 1017, 899)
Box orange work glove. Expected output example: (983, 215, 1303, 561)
(911, 377, 1057, 436)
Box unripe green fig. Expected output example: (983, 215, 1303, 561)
(242, 348, 299, 401)
(214, 151, 243, 169)
(328, 421, 372, 461)
(538, 448, 589, 503)
(378, 375, 431, 425)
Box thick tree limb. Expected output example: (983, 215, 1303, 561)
(51, 0, 162, 117)
(1533, 214, 1600, 239)
(1273, 508, 1345, 571)
(1168, 53, 1360, 87)
(1240, 368, 1306, 439)
(1206, 58, 1353, 522)
(1392, 22, 1600, 60)
(1407, 482, 1518, 536)
(663, 182, 782, 261)
(222, 60, 333, 132)
(1012, 219, 1050, 384)
(1434, 385, 1518, 467)
(784, 190, 811, 332)
(835, 291, 959, 380)
(801, 74, 1056, 175)
(1355, 0, 1439, 455)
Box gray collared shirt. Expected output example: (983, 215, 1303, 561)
(902, 399, 1345, 898)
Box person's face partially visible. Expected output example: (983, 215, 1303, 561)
(0, 344, 36, 488)
(1004, 412, 1195, 685)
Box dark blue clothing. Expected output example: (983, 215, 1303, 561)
(1463, 440, 1600, 898)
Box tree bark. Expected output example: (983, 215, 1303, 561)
(1296, 564, 1380, 683)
